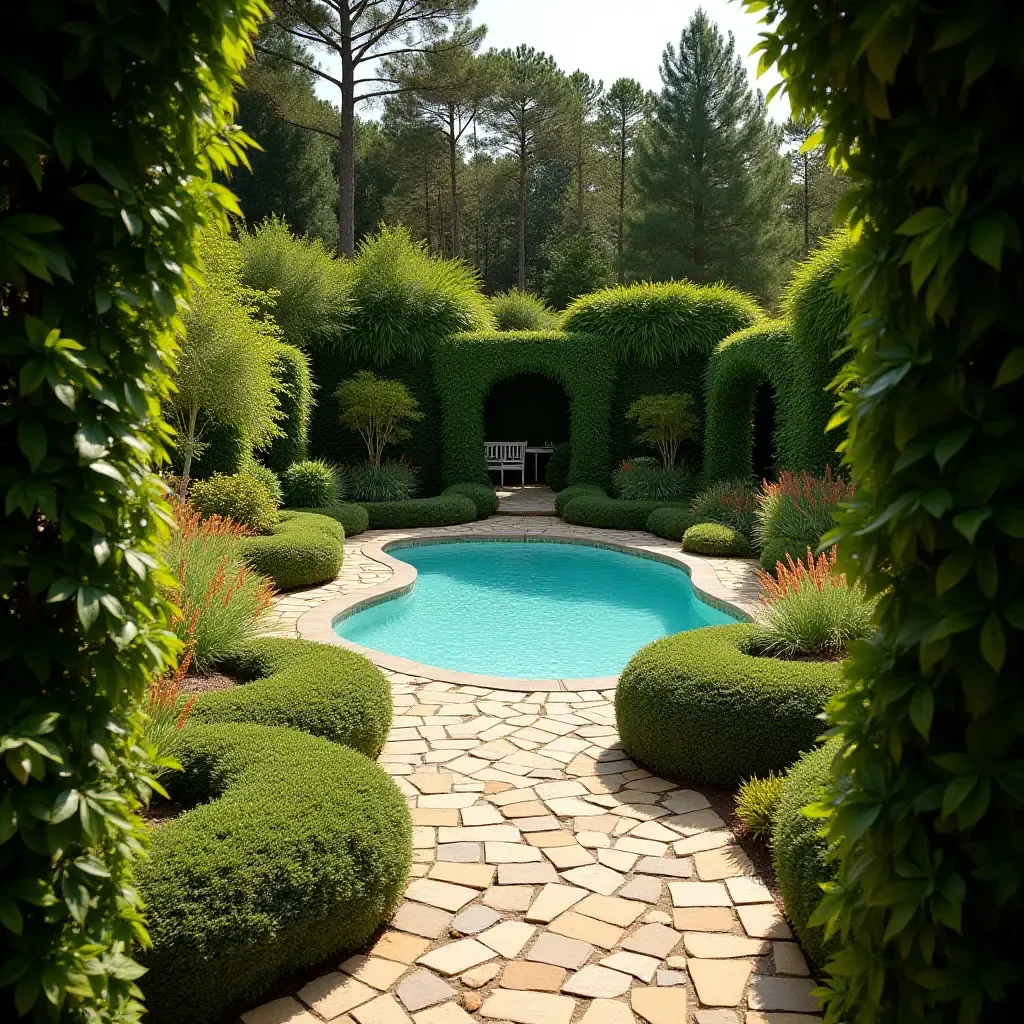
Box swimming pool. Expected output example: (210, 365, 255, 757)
(334, 540, 737, 679)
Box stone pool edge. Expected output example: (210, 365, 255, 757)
(295, 531, 755, 693)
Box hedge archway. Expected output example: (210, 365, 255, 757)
(435, 331, 615, 488)
(703, 320, 797, 482)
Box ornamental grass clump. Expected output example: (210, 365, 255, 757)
(162, 504, 276, 674)
(735, 773, 785, 844)
(612, 458, 692, 500)
(349, 459, 419, 502)
(756, 547, 874, 659)
(143, 649, 197, 783)
(691, 479, 760, 538)
(755, 467, 855, 551)
(491, 289, 558, 331)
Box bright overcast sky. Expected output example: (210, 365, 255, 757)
(313, 0, 788, 122)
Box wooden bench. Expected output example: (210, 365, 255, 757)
(485, 441, 527, 486)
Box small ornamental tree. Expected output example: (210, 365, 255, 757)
(337, 371, 424, 469)
(748, 1, 1024, 1021)
(0, 2, 264, 1020)
(626, 393, 698, 471)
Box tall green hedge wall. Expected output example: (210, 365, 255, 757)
(703, 320, 797, 480)
(435, 332, 615, 488)
(258, 344, 312, 473)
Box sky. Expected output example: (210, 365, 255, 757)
(313, 0, 788, 122)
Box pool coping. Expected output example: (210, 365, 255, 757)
(296, 532, 755, 693)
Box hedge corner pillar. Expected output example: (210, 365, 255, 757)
(434, 331, 615, 490)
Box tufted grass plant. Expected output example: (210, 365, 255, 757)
(282, 459, 340, 509)
(612, 459, 693, 500)
(491, 289, 558, 331)
(691, 479, 761, 538)
(238, 216, 353, 351)
(735, 772, 785, 844)
(345, 225, 495, 364)
(561, 280, 761, 365)
(755, 467, 854, 551)
(349, 460, 419, 502)
(755, 547, 874, 659)
(161, 504, 276, 674)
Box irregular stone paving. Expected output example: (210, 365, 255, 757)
(496, 486, 557, 515)
(244, 523, 807, 1024)
(267, 517, 761, 640)
(240, 678, 819, 1024)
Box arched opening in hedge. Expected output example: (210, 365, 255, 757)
(434, 332, 615, 489)
(484, 373, 571, 482)
(703, 321, 796, 483)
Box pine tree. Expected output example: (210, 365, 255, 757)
(627, 9, 792, 300)
(783, 116, 850, 256)
(566, 72, 604, 235)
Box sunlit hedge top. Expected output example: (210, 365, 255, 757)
(560, 280, 762, 365)
(783, 231, 851, 362)
(344, 225, 495, 364)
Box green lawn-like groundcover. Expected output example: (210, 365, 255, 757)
(137, 638, 409, 1024)
(616, 624, 842, 785)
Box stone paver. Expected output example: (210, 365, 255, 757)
(238, 521, 810, 1024)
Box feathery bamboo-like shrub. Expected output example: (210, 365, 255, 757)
(491, 289, 558, 332)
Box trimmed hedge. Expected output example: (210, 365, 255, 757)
(139, 723, 411, 1024)
(773, 741, 838, 969)
(545, 442, 571, 491)
(562, 281, 761, 365)
(759, 537, 807, 575)
(703, 320, 798, 481)
(192, 638, 392, 757)
(616, 624, 842, 784)
(646, 507, 696, 542)
(240, 511, 343, 590)
(443, 482, 500, 519)
(562, 493, 690, 531)
(682, 522, 751, 557)
(291, 501, 369, 537)
(555, 484, 606, 517)
(782, 233, 851, 474)
(434, 331, 615, 489)
(360, 494, 477, 530)
(258, 344, 313, 473)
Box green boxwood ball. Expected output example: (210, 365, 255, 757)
(646, 507, 696, 542)
(443, 482, 500, 519)
(240, 511, 343, 590)
(682, 522, 750, 556)
(616, 624, 842, 784)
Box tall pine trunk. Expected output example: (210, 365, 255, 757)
(448, 104, 461, 257)
(617, 114, 626, 283)
(518, 127, 527, 291)
(338, 6, 356, 257)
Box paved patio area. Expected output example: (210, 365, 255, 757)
(496, 486, 557, 515)
(248, 522, 818, 1024)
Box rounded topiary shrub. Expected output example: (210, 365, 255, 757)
(139, 723, 411, 1024)
(760, 537, 808, 574)
(360, 494, 477, 530)
(616, 624, 842, 784)
(193, 638, 392, 757)
(682, 522, 751, 557)
(292, 501, 369, 537)
(190, 473, 278, 533)
(443, 482, 500, 519)
(646, 507, 696, 542)
(545, 442, 571, 492)
(244, 463, 283, 508)
(282, 459, 339, 509)
(555, 484, 606, 517)
(491, 289, 557, 332)
(773, 740, 839, 969)
(563, 494, 690, 531)
(239, 511, 343, 590)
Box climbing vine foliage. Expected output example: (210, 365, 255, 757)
(746, 1, 1024, 1021)
(0, 2, 264, 1020)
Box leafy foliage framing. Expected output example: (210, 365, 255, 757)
(0, 1, 265, 1019)
(434, 332, 615, 488)
(703, 320, 797, 481)
(748, 1, 1024, 1020)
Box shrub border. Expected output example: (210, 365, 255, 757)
(296, 532, 752, 691)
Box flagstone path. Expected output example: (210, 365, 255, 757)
(245, 521, 818, 1024)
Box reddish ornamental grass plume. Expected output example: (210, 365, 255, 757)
(757, 546, 844, 604)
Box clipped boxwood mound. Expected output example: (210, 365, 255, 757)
(191, 638, 392, 757)
(616, 624, 842, 784)
(682, 522, 751, 557)
(443, 482, 500, 519)
(555, 484, 606, 517)
(646, 507, 696, 542)
(563, 493, 690, 531)
(240, 511, 344, 590)
(773, 740, 839, 969)
(290, 501, 369, 537)
(360, 494, 477, 530)
(139, 723, 411, 1024)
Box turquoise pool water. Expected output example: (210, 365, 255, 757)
(335, 541, 736, 679)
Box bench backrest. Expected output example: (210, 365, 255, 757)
(485, 441, 527, 465)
